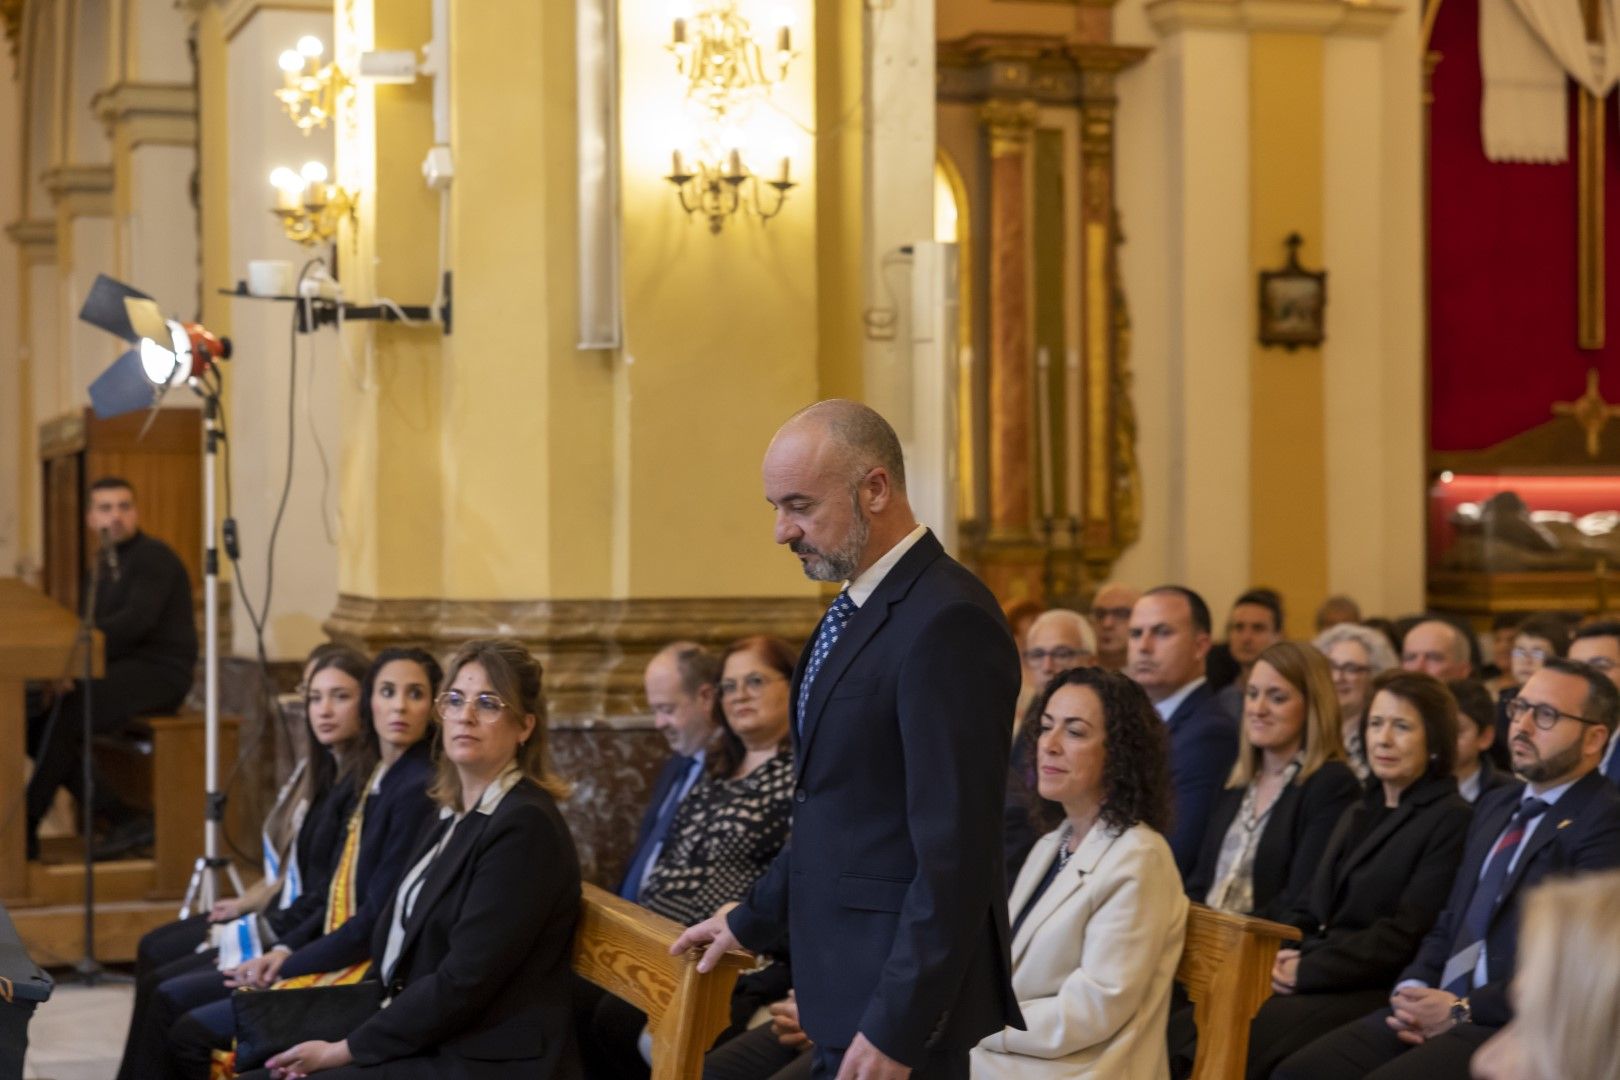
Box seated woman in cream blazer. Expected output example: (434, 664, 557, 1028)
(973, 667, 1188, 1080)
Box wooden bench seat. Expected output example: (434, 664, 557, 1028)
(1177, 902, 1303, 1080)
(573, 882, 754, 1080)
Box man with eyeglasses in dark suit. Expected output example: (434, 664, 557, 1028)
(1275, 657, 1620, 1080)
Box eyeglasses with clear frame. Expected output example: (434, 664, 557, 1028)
(719, 673, 786, 699)
(1023, 647, 1089, 667)
(1504, 696, 1602, 732)
(436, 690, 510, 723)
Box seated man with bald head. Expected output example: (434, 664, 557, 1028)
(620, 643, 722, 902)
(1090, 583, 1140, 673)
(1401, 619, 1475, 683)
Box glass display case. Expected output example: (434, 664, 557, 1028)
(1427, 471, 1620, 620)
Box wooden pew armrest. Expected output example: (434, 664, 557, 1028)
(1177, 903, 1303, 1080)
(573, 882, 754, 1080)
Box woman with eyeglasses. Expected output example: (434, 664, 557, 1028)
(160, 649, 443, 1078)
(584, 635, 796, 1080)
(1311, 624, 1399, 782)
(250, 637, 582, 1079)
(118, 645, 370, 1080)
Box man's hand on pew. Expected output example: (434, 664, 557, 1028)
(670, 901, 750, 973)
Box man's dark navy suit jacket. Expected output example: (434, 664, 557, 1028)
(727, 530, 1024, 1066)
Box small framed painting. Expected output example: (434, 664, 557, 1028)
(1259, 233, 1327, 350)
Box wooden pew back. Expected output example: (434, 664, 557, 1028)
(1176, 902, 1302, 1080)
(572, 882, 753, 1080)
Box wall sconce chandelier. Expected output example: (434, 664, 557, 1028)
(269, 161, 358, 247)
(275, 35, 351, 134)
(664, 2, 798, 234)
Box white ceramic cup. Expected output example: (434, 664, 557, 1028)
(246, 260, 295, 297)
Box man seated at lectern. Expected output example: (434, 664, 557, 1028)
(25, 476, 197, 860)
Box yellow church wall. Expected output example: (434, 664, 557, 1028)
(1112, 0, 1421, 629)
(335, 0, 825, 603)
(815, 0, 866, 406)
(614, 0, 822, 599)
(333, 0, 448, 601)
(1248, 32, 1328, 635)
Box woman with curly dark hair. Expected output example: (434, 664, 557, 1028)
(972, 667, 1187, 1079)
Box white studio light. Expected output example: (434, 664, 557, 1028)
(138, 320, 194, 388)
(297, 35, 324, 58)
(278, 49, 305, 74)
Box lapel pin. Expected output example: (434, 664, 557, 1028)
(1558, 819, 1573, 830)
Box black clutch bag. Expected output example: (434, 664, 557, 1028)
(231, 981, 383, 1072)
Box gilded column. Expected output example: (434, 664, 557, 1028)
(1070, 50, 1145, 567)
(982, 98, 1038, 541)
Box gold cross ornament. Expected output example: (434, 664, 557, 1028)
(1553, 368, 1620, 458)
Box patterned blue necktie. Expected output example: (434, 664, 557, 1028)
(798, 590, 857, 732)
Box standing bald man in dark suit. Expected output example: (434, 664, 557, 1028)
(674, 400, 1023, 1080)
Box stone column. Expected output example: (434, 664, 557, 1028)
(981, 97, 1038, 543)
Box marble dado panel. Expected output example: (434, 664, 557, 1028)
(324, 594, 823, 721)
(323, 594, 824, 885)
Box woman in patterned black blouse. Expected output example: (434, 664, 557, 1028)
(582, 636, 796, 1079)
(639, 634, 795, 926)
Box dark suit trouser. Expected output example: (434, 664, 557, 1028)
(1272, 1007, 1494, 1080)
(117, 915, 215, 1080)
(704, 1022, 811, 1080)
(1245, 988, 1390, 1080)
(809, 1045, 967, 1080)
(25, 657, 189, 839)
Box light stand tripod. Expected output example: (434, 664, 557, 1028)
(179, 391, 244, 918)
(68, 535, 109, 985)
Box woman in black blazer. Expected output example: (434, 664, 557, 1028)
(255, 637, 583, 1080)
(1245, 670, 1474, 1078)
(1185, 642, 1361, 923)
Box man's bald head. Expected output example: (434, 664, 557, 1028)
(779, 399, 907, 492)
(764, 400, 916, 582)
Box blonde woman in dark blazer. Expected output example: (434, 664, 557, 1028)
(972, 668, 1186, 1080)
(253, 638, 582, 1080)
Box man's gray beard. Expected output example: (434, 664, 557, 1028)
(803, 506, 871, 583)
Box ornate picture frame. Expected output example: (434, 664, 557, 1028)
(1258, 233, 1327, 350)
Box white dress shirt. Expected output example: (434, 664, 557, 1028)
(846, 524, 929, 608)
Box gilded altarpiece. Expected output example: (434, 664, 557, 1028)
(937, 32, 1145, 609)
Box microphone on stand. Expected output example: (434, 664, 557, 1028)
(99, 527, 119, 583)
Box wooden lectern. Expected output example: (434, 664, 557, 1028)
(0, 580, 101, 901)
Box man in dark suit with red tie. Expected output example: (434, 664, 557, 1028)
(1275, 657, 1620, 1080)
(674, 400, 1022, 1080)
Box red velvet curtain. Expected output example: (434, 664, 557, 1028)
(1429, 0, 1620, 451)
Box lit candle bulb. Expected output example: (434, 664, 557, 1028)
(300, 161, 329, 207)
(277, 49, 305, 74)
(296, 35, 324, 58)
(269, 166, 303, 210)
